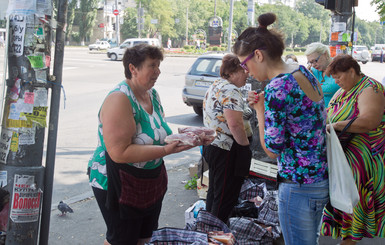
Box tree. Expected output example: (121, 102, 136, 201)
(66, 0, 78, 43)
(79, 0, 98, 45)
(121, 7, 139, 40)
(371, 0, 385, 21)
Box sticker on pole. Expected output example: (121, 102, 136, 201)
(10, 174, 42, 223)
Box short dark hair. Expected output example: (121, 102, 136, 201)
(220, 54, 243, 79)
(232, 12, 285, 61)
(325, 54, 361, 76)
(123, 44, 164, 79)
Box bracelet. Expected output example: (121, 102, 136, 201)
(162, 146, 167, 155)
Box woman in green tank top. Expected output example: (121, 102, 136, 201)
(88, 44, 193, 245)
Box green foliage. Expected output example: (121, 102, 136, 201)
(71, 32, 81, 43)
(78, 0, 98, 43)
(66, 0, 77, 42)
(285, 47, 293, 52)
(184, 175, 198, 190)
(121, 7, 139, 40)
(212, 46, 220, 51)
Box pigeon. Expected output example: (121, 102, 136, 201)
(58, 201, 73, 216)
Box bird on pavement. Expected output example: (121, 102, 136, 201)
(58, 201, 73, 216)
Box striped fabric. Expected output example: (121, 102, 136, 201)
(321, 76, 385, 241)
(149, 228, 208, 244)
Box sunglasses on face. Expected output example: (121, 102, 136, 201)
(307, 54, 322, 65)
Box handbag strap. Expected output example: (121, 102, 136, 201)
(337, 116, 358, 137)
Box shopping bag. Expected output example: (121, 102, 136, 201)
(327, 121, 360, 214)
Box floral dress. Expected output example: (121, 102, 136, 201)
(264, 65, 328, 184)
(321, 76, 385, 241)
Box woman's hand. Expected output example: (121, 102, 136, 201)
(248, 90, 265, 113)
(163, 141, 195, 155)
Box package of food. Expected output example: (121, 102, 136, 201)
(178, 126, 216, 145)
(208, 231, 236, 245)
(164, 132, 202, 146)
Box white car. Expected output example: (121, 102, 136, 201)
(352, 45, 370, 64)
(107, 38, 161, 61)
(88, 41, 110, 51)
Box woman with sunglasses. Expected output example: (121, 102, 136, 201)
(202, 54, 252, 225)
(305, 42, 339, 107)
(233, 13, 329, 245)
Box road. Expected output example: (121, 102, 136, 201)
(1, 47, 385, 244)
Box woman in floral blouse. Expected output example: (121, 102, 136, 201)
(233, 13, 328, 245)
(202, 54, 253, 224)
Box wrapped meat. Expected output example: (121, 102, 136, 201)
(178, 126, 216, 145)
(164, 132, 202, 146)
(208, 231, 236, 244)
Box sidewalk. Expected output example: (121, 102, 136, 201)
(47, 160, 384, 245)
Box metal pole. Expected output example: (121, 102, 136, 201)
(227, 0, 234, 53)
(115, 0, 120, 45)
(39, 0, 67, 244)
(350, 7, 356, 55)
(185, 7, 189, 45)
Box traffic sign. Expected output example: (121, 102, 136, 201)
(98, 23, 104, 28)
(113, 9, 119, 16)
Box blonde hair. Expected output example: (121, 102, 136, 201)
(305, 42, 330, 58)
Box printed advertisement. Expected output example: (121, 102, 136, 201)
(10, 174, 42, 223)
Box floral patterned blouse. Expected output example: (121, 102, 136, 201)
(203, 79, 252, 151)
(265, 65, 328, 184)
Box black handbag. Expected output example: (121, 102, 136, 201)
(335, 117, 358, 150)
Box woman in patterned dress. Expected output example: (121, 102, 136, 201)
(202, 54, 253, 224)
(320, 54, 385, 244)
(88, 44, 193, 245)
(234, 13, 329, 245)
(305, 42, 340, 107)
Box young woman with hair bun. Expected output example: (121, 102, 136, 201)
(233, 13, 329, 245)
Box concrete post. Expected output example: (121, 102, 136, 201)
(0, 0, 54, 244)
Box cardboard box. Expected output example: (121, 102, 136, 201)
(197, 178, 208, 200)
(202, 170, 209, 186)
(188, 163, 198, 178)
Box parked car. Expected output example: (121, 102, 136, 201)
(371, 44, 385, 62)
(106, 38, 161, 61)
(352, 45, 370, 64)
(88, 41, 110, 51)
(182, 53, 225, 116)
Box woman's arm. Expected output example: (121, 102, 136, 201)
(248, 91, 278, 159)
(101, 92, 192, 163)
(223, 109, 249, 146)
(332, 86, 385, 133)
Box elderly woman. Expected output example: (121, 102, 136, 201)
(202, 54, 252, 224)
(320, 54, 385, 244)
(234, 13, 329, 245)
(305, 42, 340, 107)
(88, 44, 193, 245)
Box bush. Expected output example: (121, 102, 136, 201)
(71, 32, 81, 44)
(300, 47, 307, 52)
(212, 46, 220, 51)
(285, 47, 293, 52)
(220, 47, 227, 51)
(293, 47, 301, 52)
(183, 45, 191, 50)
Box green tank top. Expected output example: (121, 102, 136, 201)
(88, 81, 172, 190)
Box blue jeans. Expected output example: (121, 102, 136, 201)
(278, 179, 329, 245)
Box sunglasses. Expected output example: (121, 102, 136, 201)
(307, 54, 322, 65)
(240, 50, 256, 72)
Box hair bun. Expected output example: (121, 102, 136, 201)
(258, 12, 276, 29)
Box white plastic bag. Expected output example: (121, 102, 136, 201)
(327, 121, 360, 214)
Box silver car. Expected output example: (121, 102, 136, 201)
(182, 53, 226, 115)
(352, 45, 370, 64)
